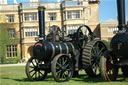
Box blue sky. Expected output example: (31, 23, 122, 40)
(7, 0, 128, 23)
(99, 0, 128, 22)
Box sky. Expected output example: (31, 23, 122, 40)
(99, 0, 128, 22)
(7, 0, 128, 23)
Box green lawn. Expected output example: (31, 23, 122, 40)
(0, 66, 128, 85)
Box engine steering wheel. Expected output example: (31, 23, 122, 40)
(76, 25, 94, 49)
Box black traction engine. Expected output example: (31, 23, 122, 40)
(100, 0, 128, 81)
(25, 6, 107, 82)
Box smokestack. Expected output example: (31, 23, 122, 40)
(38, 6, 45, 41)
(117, 0, 126, 33)
(13, 0, 17, 4)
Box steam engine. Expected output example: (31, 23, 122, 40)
(26, 6, 107, 82)
(100, 0, 128, 81)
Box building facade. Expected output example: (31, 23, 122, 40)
(0, 0, 101, 63)
(0, 4, 21, 63)
(100, 21, 128, 41)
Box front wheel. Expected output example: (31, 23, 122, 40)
(25, 57, 48, 81)
(51, 54, 74, 82)
(100, 52, 118, 81)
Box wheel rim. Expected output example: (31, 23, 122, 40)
(53, 55, 73, 82)
(76, 25, 93, 48)
(91, 41, 107, 75)
(26, 57, 47, 81)
(105, 57, 118, 81)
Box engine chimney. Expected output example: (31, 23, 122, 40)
(117, 0, 127, 33)
(38, 6, 45, 41)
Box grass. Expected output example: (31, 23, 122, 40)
(0, 66, 128, 85)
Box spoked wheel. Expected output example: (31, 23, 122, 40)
(121, 66, 128, 77)
(100, 51, 118, 81)
(51, 54, 73, 82)
(26, 57, 48, 81)
(82, 40, 107, 77)
(76, 25, 94, 49)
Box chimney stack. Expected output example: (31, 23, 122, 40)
(38, 6, 46, 41)
(117, 0, 126, 32)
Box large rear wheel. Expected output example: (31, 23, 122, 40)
(82, 40, 107, 77)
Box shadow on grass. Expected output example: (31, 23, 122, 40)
(2, 74, 127, 83)
(2, 77, 30, 82)
(72, 74, 104, 83)
(2, 75, 55, 82)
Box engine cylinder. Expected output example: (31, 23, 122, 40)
(33, 41, 75, 60)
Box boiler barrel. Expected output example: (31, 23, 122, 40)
(111, 33, 128, 59)
(33, 41, 75, 60)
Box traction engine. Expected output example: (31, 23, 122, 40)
(25, 6, 107, 82)
(100, 0, 128, 81)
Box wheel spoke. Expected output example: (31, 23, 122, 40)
(63, 57, 68, 66)
(35, 59, 38, 66)
(62, 72, 66, 79)
(56, 70, 61, 74)
(32, 61, 36, 67)
(38, 71, 40, 79)
(57, 72, 61, 79)
(65, 63, 70, 68)
(29, 69, 35, 73)
(96, 43, 100, 50)
(62, 57, 65, 65)
(57, 62, 61, 67)
(94, 65, 98, 73)
(29, 66, 34, 68)
(65, 69, 70, 72)
(98, 47, 104, 56)
(39, 71, 43, 77)
(92, 47, 97, 55)
(31, 71, 36, 78)
(56, 65, 60, 70)
(58, 58, 62, 65)
(35, 71, 37, 79)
